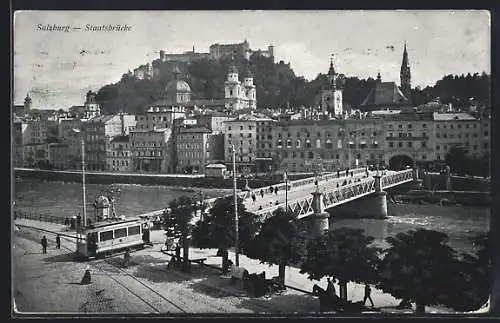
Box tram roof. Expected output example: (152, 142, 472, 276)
(85, 218, 143, 230)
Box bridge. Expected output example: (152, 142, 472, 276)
(138, 168, 416, 236)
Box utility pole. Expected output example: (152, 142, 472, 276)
(232, 145, 239, 266)
(81, 137, 87, 228)
(284, 170, 288, 213)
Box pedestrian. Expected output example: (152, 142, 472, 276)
(350, 171, 354, 177)
(326, 277, 336, 297)
(56, 234, 61, 249)
(275, 200, 279, 205)
(363, 284, 374, 307)
(41, 235, 48, 254)
(315, 179, 318, 186)
(274, 187, 278, 195)
(270, 186, 274, 194)
(258, 205, 263, 211)
(64, 218, 69, 229)
(175, 244, 181, 264)
(337, 170, 340, 178)
(122, 249, 131, 268)
(260, 189, 264, 198)
(251, 194, 256, 203)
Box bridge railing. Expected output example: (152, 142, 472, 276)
(255, 176, 377, 219)
(13, 210, 67, 225)
(381, 169, 413, 189)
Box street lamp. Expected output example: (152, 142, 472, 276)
(72, 128, 87, 230)
(232, 144, 239, 267)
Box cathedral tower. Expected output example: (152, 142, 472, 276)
(224, 58, 243, 111)
(24, 93, 32, 113)
(400, 41, 411, 100)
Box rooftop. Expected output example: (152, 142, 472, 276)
(433, 112, 478, 121)
(361, 81, 410, 108)
(179, 126, 212, 134)
(111, 135, 130, 143)
(87, 115, 115, 124)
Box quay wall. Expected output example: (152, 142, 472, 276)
(13, 168, 304, 190)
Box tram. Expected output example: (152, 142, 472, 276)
(75, 218, 151, 259)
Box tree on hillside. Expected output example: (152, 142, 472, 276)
(300, 228, 381, 302)
(439, 233, 490, 312)
(164, 195, 197, 272)
(191, 195, 259, 269)
(445, 147, 470, 176)
(377, 229, 460, 314)
(245, 207, 308, 286)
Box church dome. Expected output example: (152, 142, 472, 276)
(165, 79, 191, 94)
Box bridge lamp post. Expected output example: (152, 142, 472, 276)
(72, 128, 87, 234)
(232, 145, 239, 267)
(284, 170, 288, 212)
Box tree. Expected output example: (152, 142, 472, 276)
(377, 229, 460, 314)
(300, 228, 381, 301)
(445, 147, 469, 175)
(191, 195, 259, 269)
(164, 195, 197, 272)
(439, 233, 490, 312)
(246, 207, 308, 286)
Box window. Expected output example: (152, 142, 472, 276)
(115, 228, 127, 238)
(249, 126, 253, 130)
(308, 151, 314, 159)
(398, 142, 403, 148)
(389, 142, 394, 149)
(407, 142, 413, 148)
(398, 124, 403, 129)
(100, 230, 114, 241)
(422, 124, 427, 129)
(128, 226, 140, 236)
(436, 145, 440, 150)
(408, 124, 412, 129)
(421, 141, 427, 148)
(296, 140, 301, 148)
(228, 126, 232, 131)
(240, 126, 243, 131)
(484, 131, 489, 137)
(316, 139, 321, 148)
(248, 133, 252, 138)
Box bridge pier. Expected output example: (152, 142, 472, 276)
(357, 173, 388, 219)
(310, 190, 329, 237)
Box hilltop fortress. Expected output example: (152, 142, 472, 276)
(133, 40, 274, 80)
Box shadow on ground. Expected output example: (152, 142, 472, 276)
(233, 291, 319, 314)
(42, 252, 78, 263)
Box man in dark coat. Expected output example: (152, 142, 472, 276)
(56, 234, 61, 249)
(41, 236, 48, 254)
(260, 189, 264, 198)
(175, 244, 181, 264)
(363, 284, 374, 307)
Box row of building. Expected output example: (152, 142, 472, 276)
(13, 42, 490, 176)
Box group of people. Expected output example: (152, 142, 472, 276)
(325, 278, 374, 307)
(40, 234, 61, 253)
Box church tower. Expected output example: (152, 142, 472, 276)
(320, 55, 343, 118)
(224, 58, 242, 111)
(24, 93, 32, 113)
(400, 41, 412, 101)
(242, 64, 256, 110)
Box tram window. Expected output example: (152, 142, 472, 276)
(100, 230, 114, 242)
(128, 226, 141, 236)
(115, 228, 127, 238)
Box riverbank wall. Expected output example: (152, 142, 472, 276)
(14, 168, 307, 190)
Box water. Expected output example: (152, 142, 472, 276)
(14, 179, 489, 255)
(14, 179, 232, 219)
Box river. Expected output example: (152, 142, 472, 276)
(14, 179, 489, 255)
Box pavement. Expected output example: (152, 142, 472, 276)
(13, 218, 453, 315)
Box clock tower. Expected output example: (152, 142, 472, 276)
(321, 55, 343, 118)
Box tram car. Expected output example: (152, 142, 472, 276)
(75, 218, 151, 259)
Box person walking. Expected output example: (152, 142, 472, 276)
(251, 193, 256, 203)
(326, 277, 336, 297)
(56, 234, 61, 249)
(175, 244, 181, 265)
(41, 236, 48, 254)
(337, 170, 340, 178)
(274, 187, 278, 195)
(363, 284, 375, 307)
(260, 189, 264, 198)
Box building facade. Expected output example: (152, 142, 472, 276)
(433, 113, 489, 162)
(48, 143, 70, 169)
(175, 125, 212, 173)
(130, 128, 172, 173)
(106, 135, 132, 172)
(223, 114, 260, 173)
(84, 114, 136, 171)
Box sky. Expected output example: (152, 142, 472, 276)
(13, 10, 490, 110)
